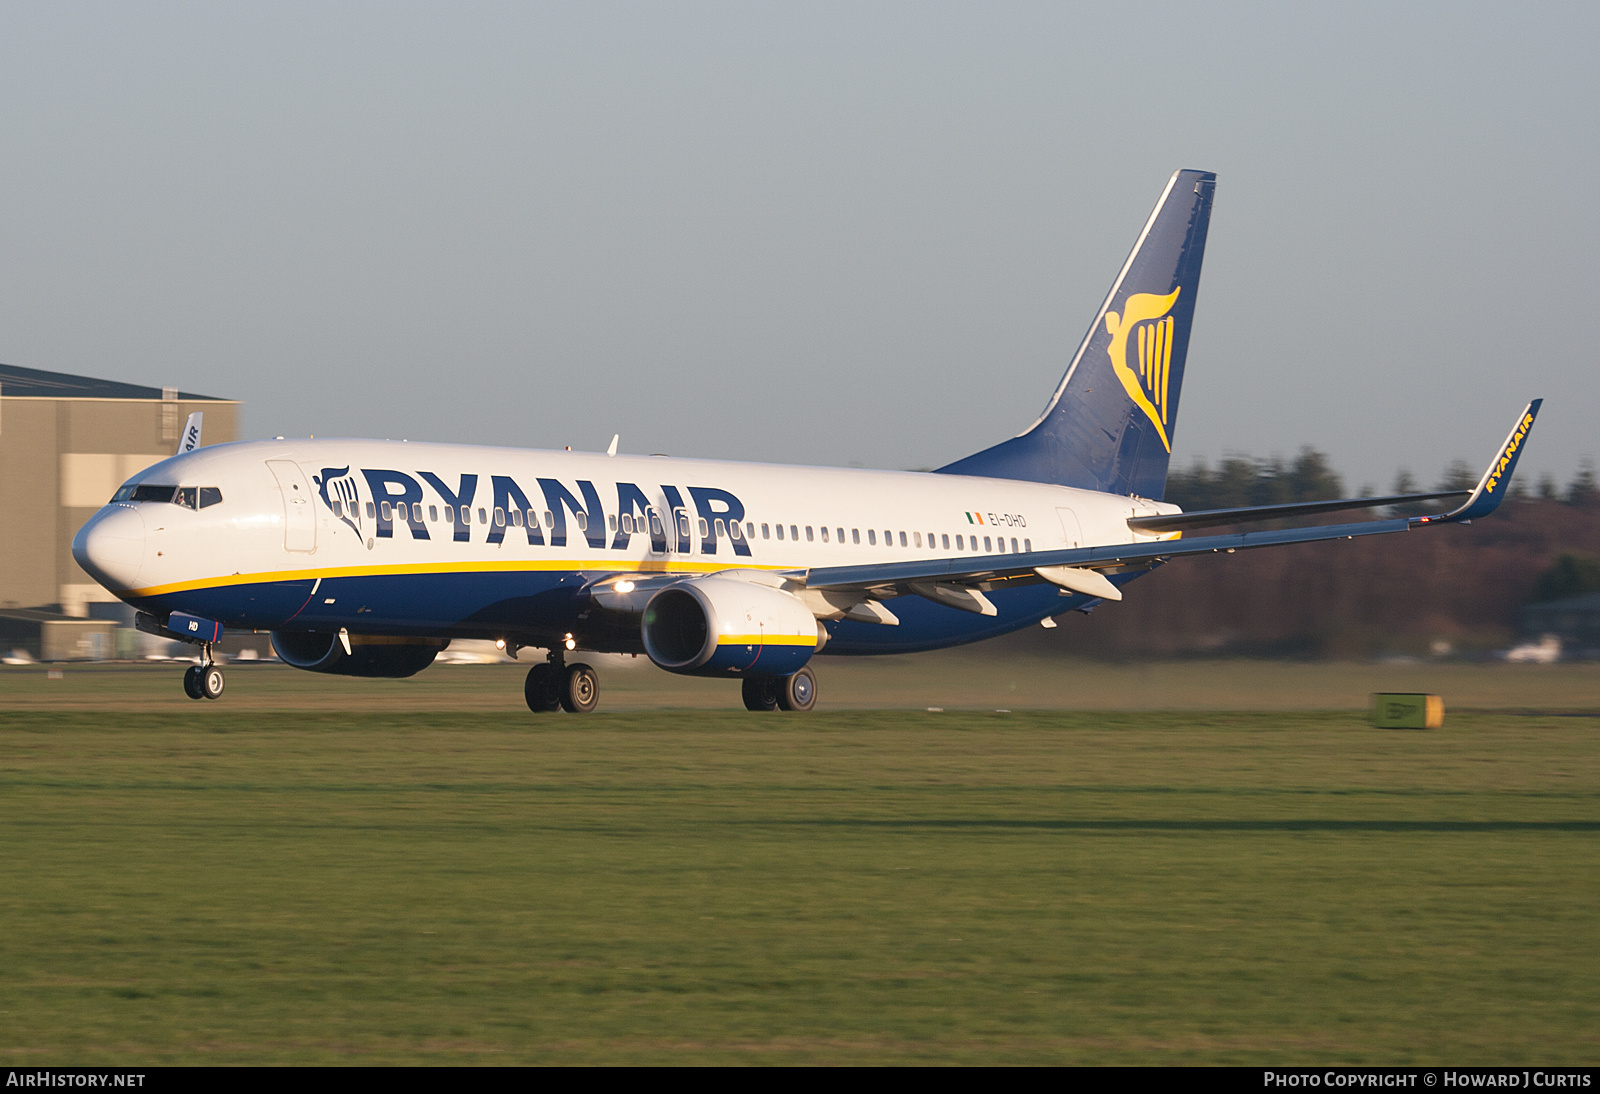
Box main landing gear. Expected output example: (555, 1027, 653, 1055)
(742, 666, 817, 713)
(521, 650, 818, 715)
(524, 649, 599, 714)
(182, 647, 225, 701)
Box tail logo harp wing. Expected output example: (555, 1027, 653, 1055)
(1104, 287, 1181, 452)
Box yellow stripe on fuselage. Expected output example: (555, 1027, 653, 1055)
(126, 557, 790, 599)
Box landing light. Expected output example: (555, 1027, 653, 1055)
(494, 638, 506, 650)
(614, 579, 636, 594)
(564, 634, 576, 651)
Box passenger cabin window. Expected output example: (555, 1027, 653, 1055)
(714, 518, 727, 539)
(528, 509, 540, 528)
(698, 518, 709, 538)
(956, 535, 964, 550)
(805, 526, 814, 542)
(984, 536, 992, 551)
(837, 527, 845, 543)
(380, 502, 393, 521)
(366, 502, 376, 520)
(776, 524, 784, 540)
(461, 507, 472, 525)
(899, 531, 907, 547)
(852, 529, 860, 544)
(730, 521, 745, 542)
(575, 511, 588, 531)
(761, 523, 770, 539)
(1024, 538, 1031, 552)
(941, 534, 949, 549)
(429, 505, 439, 522)
(867, 530, 876, 545)
(789, 524, 798, 541)
(914, 532, 922, 547)
(511, 510, 523, 527)
(821, 527, 830, 543)
(477, 507, 487, 525)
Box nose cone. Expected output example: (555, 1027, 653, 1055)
(73, 505, 147, 592)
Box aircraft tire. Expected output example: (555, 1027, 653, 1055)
(524, 663, 562, 713)
(560, 663, 599, 714)
(775, 666, 817, 713)
(182, 664, 205, 700)
(200, 665, 226, 700)
(741, 676, 779, 712)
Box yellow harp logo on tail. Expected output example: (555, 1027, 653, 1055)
(1104, 287, 1181, 452)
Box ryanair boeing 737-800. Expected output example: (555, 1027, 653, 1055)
(71, 170, 1541, 711)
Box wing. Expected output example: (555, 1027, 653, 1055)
(802, 401, 1542, 609)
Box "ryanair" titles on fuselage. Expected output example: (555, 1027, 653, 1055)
(317, 465, 753, 556)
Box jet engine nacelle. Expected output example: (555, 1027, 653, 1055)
(641, 575, 821, 678)
(270, 631, 447, 678)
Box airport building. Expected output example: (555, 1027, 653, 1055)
(0, 363, 238, 654)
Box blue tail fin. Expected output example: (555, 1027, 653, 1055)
(936, 169, 1216, 499)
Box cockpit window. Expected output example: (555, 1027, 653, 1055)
(129, 484, 177, 503)
(114, 484, 222, 508)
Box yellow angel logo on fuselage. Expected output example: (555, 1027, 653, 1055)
(1104, 287, 1180, 452)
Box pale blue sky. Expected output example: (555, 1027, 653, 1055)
(2, 1, 1595, 491)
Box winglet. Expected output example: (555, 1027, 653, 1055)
(1417, 400, 1542, 525)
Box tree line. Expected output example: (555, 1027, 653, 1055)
(1162, 448, 1600, 512)
(996, 449, 1600, 659)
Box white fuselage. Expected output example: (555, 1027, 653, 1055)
(73, 438, 1178, 653)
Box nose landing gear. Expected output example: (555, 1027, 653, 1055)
(182, 646, 225, 700)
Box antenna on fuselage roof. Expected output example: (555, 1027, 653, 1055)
(607, 434, 619, 457)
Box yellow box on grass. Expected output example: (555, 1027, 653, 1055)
(1372, 693, 1444, 729)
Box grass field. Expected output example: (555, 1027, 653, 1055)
(1, 661, 1597, 1064)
